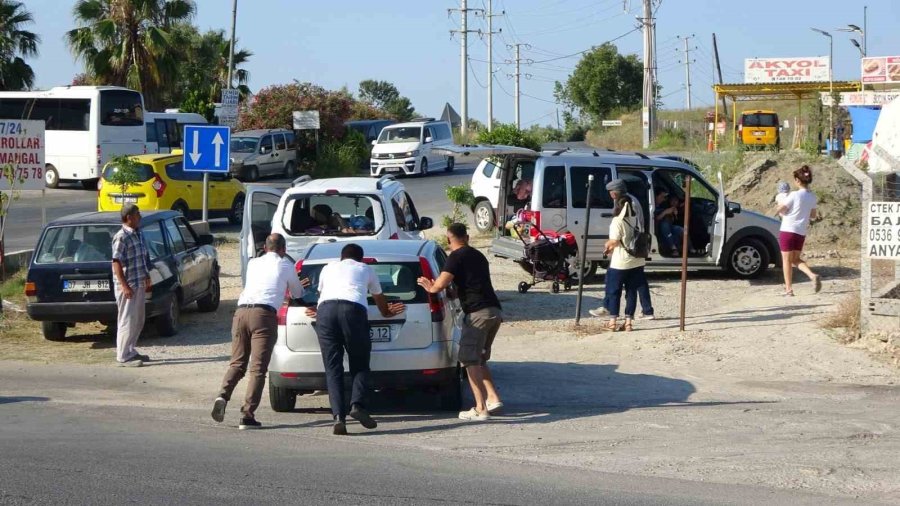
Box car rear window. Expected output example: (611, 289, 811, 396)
(102, 162, 155, 182)
(35, 225, 120, 264)
(296, 262, 427, 306)
(282, 194, 384, 236)
(743, 113, 778, 127)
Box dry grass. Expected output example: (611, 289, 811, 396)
(821, 295, 861, 343)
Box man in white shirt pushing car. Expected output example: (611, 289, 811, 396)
(211, 233, 309, 430)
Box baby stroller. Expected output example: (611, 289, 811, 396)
(510, 210, 578, 294)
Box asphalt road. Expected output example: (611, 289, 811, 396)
(0, 399, 859, 506)
(0, 164, 476, 254)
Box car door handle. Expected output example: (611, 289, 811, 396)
(601, 213, 613, 218)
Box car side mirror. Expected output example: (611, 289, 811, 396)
(425, 136, 433, 143)
(371, 140, 377, 146)
(260, 146, 270, 155)
(418, 216, 433, 230)
(198, 233, 215, 246)
(726, 201, 742, 216)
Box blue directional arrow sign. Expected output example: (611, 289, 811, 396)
(183, 125, 230, 173)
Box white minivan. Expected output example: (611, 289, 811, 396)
(457, 146, 782, 280)
(370, 119, 455, 176)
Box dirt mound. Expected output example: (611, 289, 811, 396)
(725, 152, 862, 252)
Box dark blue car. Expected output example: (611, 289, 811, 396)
(25, 211, 220, 340)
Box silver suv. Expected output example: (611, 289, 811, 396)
(267, 240, 464, 412)
(229, 128, 298, 181)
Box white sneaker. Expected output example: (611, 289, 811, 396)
(458, 408, 490, 421)
(588, 307, 609, 317)
(639, 313, 655, 320)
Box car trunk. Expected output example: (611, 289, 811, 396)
(101, 162, 157, 206)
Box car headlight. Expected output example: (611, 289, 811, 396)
(405, 150, 420, 157)
(230, 158, 243, 165)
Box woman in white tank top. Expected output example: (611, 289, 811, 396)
(775, 165, 821, 296)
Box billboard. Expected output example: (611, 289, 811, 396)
(744, 57, 830, 84)
(861, 56, 900, 84)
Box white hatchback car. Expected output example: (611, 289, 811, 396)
(267, 240, 464, 412)
(239, 175, 433, 284)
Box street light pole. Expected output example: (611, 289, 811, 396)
(812, 28, 833, 155)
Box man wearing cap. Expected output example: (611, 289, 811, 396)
(590, 179, 655, 319)
(111, 203, 152, 367)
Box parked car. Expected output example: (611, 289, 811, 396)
(461, 147, 781, 279)
(25, 211, 220, 340)
(97, 153, 246, 224)
(268, 239, 463, 412)
(239, 175, 433, 284)
(229, 128, 299, 182)
(369, 118, 455, 176)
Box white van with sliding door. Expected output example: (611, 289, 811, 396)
(370, 119, 455, 176)
(453, 146, 782, 280)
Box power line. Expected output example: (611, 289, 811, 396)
(528, 27, 641, 64)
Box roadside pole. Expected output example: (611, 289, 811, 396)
(575, 174, 594, 325)
(679, 175, 692, 331)
(201, 173, 209, 222)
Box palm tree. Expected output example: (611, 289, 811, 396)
(0, 0, 40, 90)
(204, 29, 252, 101)
(65, 0, 195, 109)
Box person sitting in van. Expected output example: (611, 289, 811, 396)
(654, 189, 689, 257)
(307, 204, 347, 234)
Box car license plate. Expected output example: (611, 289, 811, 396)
(62, 279, 110, 292)
(113, 196, 138, 204)
(753, 130, 766, 136)
(369, 326, 392, 342)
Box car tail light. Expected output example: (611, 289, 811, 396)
(294, 260, 303, 273)
(24, 281, 36, 297)
(421, 369, 440, 375)
(419, 256, 444, 322)
(277, 304, 288, 326)
(362, 257, 376, 264)
(279, 372, 299, 378)
(151, 174, 166, 197)
(389, 233, 399, 240)
(325, 189, 339, 195)
(530, 210, 541, 230)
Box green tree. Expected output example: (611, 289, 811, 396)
(476, 123, 541, 151)
(104, 155, 145, 196)
(555, 43, 642, 122)
(358, 79, 416, 121)
(65, 0, 196, 109)
(0, 0, 39, 90)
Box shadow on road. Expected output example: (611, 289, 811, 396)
(0, 396, 50, 405)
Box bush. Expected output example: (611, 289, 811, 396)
(476, 123, 541, 151)
(105, 156, 145, 194)
(441, 184, 475, 229)
(315, 133, 368, 178)
(651, 127, 689, 150)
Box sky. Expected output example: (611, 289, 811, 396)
(23, 0, 900, 128)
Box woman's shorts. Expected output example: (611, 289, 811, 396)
(779, 231, 806, 252)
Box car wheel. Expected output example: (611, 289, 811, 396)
(41, 321, 67, 341)
(283, 160, 298, 179)
(155, 293, 180, 337)
(420, 158, 428, 176)
(196, 272, 220, 312)
(269, 385, 297, 412)
(438, 368, 462, 411)
(228, 194, 244, 225)
(171, 201, 189, 218)
(44, 165, 59, 189)
(473, 200, 495, 233)
(445, 156, 455, 172)
(726, 237, 769, 279)
(244, 166, 259, 182)
(571, 260, 599, 282)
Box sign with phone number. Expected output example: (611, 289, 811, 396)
(868, 202, 900, 259)
(0, 119, 45, 191)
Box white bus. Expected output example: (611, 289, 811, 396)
(145, 111, 208, 154)
(0, 86, 145, 189)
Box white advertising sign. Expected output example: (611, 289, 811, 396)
(292, 110, 320, 130)
(601, 120, 623, 127)
(744, 57, 830, 84)
(867, 202, 900, 259)
(0, 119, 45, 191)
(820, 90, 900, 107)
(861, 56, 900, 84)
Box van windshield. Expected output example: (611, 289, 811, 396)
(282, 194, 383, 236)
(296, 261, 428, 306)
(743, 113, 778, 127)
(378, 127, 421, 143)
(231, 137, 258, 153)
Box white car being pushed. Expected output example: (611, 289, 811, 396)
(268, 240, 464, 412)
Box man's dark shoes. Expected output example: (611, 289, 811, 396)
(333, 419, 348, 436)
(349, 404, 377, 429)
(134, 353, 150, 363)
(238, 417, 261, 430)
(211, 397, 227, 423)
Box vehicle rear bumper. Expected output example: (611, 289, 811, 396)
(26, 294, 171, 323)
(269, 366, 458, 392)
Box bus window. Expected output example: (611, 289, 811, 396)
(100, 89, 144, 126)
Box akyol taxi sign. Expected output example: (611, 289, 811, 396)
(744, 57, 830, 84)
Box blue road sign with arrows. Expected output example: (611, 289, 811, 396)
(183, 125, 230, 173)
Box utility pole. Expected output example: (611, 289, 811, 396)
(449, 1, 482, 136)
(640, 0, 657, 148)
(677, 35, 695, 110)
(506, 43, 532, 129)
(712, 33, 728, 120)
(478, 2, 503, 132)
(226, 0, 237, 89)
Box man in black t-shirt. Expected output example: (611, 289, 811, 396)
(418, 223, 503, 421)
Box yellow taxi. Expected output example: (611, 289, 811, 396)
(738, 110, 781, 151)
(97, 153, 246, 224)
